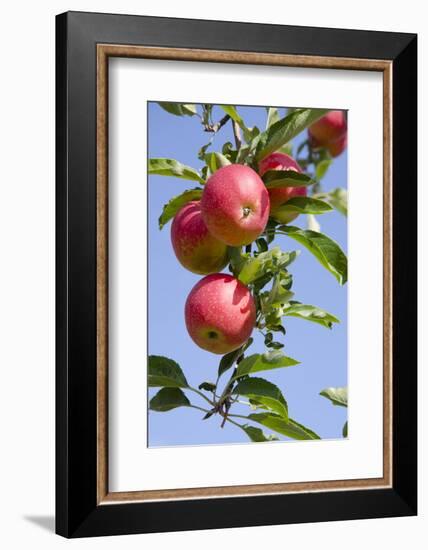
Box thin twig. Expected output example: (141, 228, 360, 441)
(188, 404, 211, 414)
(204, 114, 230, 133)
(187, 387, 215, 407)
(232, 120, 242, 149)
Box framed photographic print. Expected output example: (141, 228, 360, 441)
(56, 11, 417, 538)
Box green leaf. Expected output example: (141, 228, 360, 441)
(282, 302, 340, 329)
(236, 247, 298, 285)
(343, 421, 348, 437)
(158, 187, 203, 229)
(314, 188, 348, 216)
(148, 356, 188, 388)
(149, 387, 190, 412)
(256, 108, 329, 161)
(201, 165, 210, 181)
(277, 143, 294, 156)
(267, 274, 294, 305)
(279, 226, 347, 285)
(235, 145, 251, 164)
(307, 214, 321, 232)
(271, 324, 286, 335)
(268, 341, 284, 350)
(246, 133, 263, 157)
(237, 256, 264, 285)
(198, 141, 213, 160)
(227, 246, 248, 277)
(204, 152, 231, 173)
(234, 352, 299, 378)
(222, 141, 238, 163)
(157, 102, 197, 116)
(148, 158, 205, 183)
(219, 105, 252, 142)
(320, 387, 348, 407)
(198, 381, 216, 392)
(218, 350, 241, 378)
(217, 338, 253, 378)
(264, 333, 273, 347)
(315, 159, 332, 181)
(219, 104, 244, 124)
(255, 238, 268, 253)
(233, 377, 288, 419)
(276, 197, 333, 215)
(266, 107, 280, 129)
(240, 424, 278, 442)
(265, 219, 278, 243)
(248, 412, 321, 440)
(263, 169, 314, 188)
(202, 409, 216, 420)
(326, 188, 348, 216)
(245, 126, 261, 142)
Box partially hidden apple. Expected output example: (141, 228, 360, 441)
(325, 134, 347, 158)
(171, 201, 228, 275)
(308, 110, 347, 157)
(258, 152, 307, 224)
(200, 164, 270, 246)
(185, 273, 256, 354)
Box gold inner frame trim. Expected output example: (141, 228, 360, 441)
(96, 44, 393, 505)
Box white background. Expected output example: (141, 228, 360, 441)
(109, 59, 383, 492)
(0, 1, 425, 548)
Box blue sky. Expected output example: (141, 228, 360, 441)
(147, 103, 347, 447)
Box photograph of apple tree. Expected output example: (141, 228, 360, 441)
(148, 102, 348, 446)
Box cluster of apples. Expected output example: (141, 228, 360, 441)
(170, 111, 347, 355)
(171, 155, 299, 355)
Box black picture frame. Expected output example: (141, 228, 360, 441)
(56, 10, 417, 538)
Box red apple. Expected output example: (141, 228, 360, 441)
(200, 164, 270, 246)
(327, 134, 347, 158)
(308, 110, 347, 147)
(258, 152, 307, 224)
(171, 201, 228, 275)
(185, 273, 256, 354)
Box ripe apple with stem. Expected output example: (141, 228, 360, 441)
(200, 164, 270, 246)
